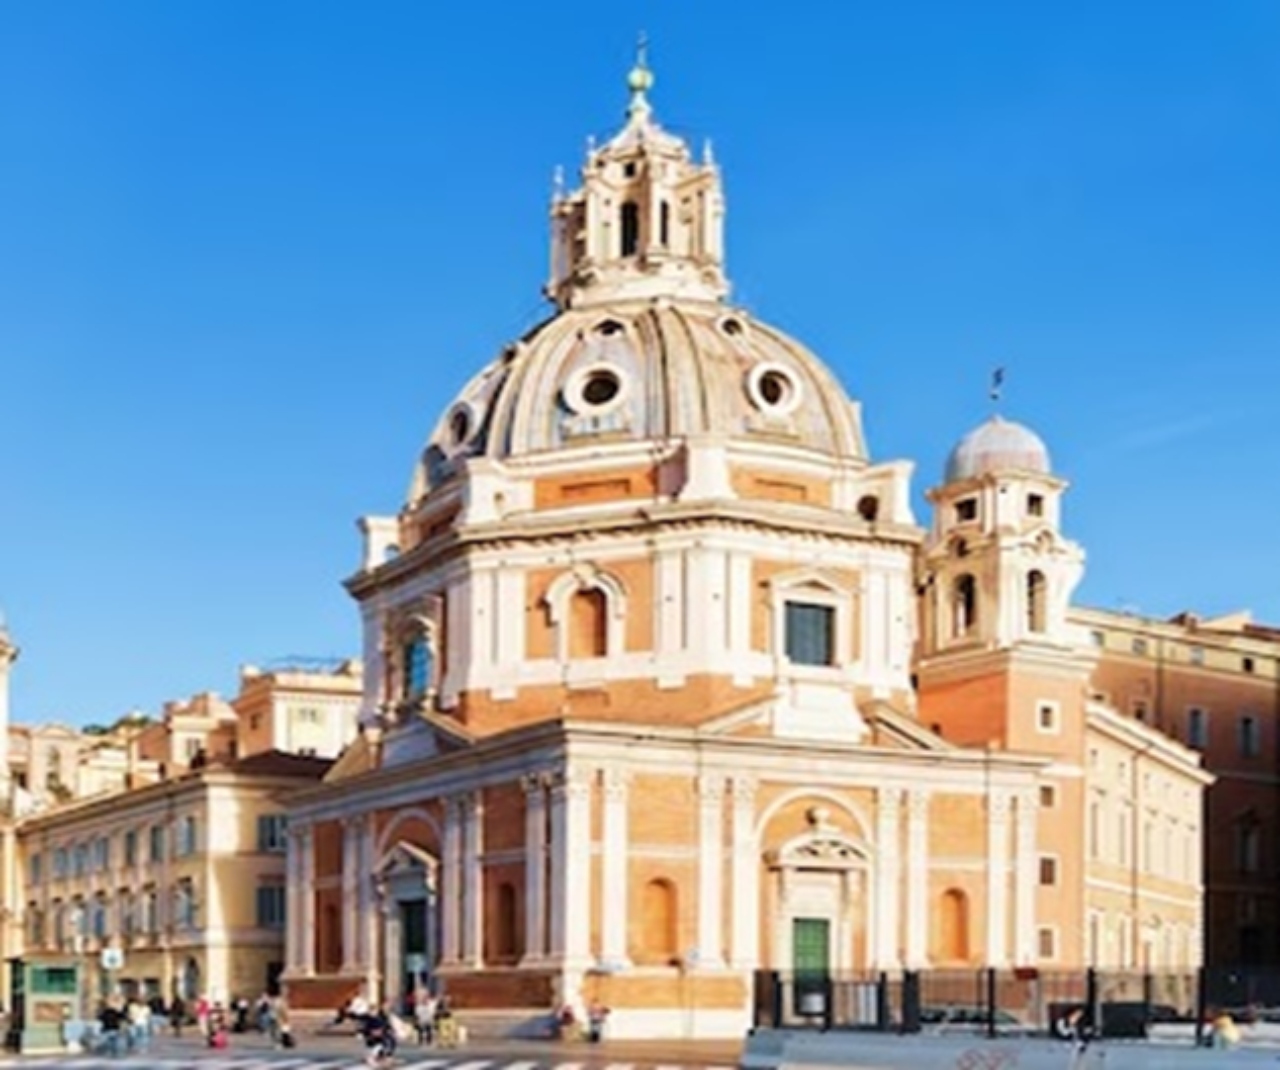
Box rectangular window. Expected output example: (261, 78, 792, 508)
(1038, 856, 1058, 886)
(72, 843, 89, 877)
(1026, 493, 1044, 517)
(1242, 656, 1255, 674)
(1189, 645, 1205, 666)
(52, 847, 68, 879)
(173, 880, 196, 930)
(1036, 701, 1059, 734)
(1187, 707, 1208, 749)
(1089, 630, 1106, 649)
(123, 830, 137, 867)
(1131, 700, 1149, 724)
(784, 602, 836, 667)
(149, 825, 164, 863)
(174, 816, 198, 858)
(955, 498, 978, 522)
(93, 837, 110, 871)
(1087, 799, 1101, 860)
(1039, 784, 1057, 809)
(1239, 715, 1261, 758)
(255, 884, 286, 929)
(256, 814, 287, 852)
(1237, 825, 1261, 874)
(1131, 637, 1149, 656)
(28, 853, 42, 885)
(1037, 927, 1057, 960)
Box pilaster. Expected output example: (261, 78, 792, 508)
(299, 825, 315, 975)
(1013, 790, 1038, 965)
(905, 791, 929, 968)
(462, 790, 486, 967)
(986, 791, 1012, 967)
(873, 787, 902, 969)
(440, 797, 462, 965)
(520, 773, 548, 965)
(547, 767, 592, 967)
(729, 775, 760, 969)
(600, 768, 632, 967)
(695, 774, 726, 968)
(340, 816, 360, 972)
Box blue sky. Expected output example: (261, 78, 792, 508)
(1, 2, 1278, 724)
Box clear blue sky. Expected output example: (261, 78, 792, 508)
(1, 2, 1278, 725)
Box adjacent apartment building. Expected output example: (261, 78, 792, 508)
(18, 750, 331, 1006)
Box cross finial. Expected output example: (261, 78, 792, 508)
(626, 31, 655, 118)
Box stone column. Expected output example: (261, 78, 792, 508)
(696, 774, 726, 968)
(548, 767, 592, 967)
(462, 790, 485, 967)
(284, 829, 302, 972)
(520, 773, 548, 965)
(986, 792, 1011, 967)
(600, 768, 631, 967)
(340, 817, 360, 972)
(905, 791, 929, 968)
(440, 797, 462, 965)
(873, 787, 902, 969)
(1013, 790, 1038, 966)
(299, 825, 315, 975)
(354, 816, 373, 969)
(729, 775, 760, 969)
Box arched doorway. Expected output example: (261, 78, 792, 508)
(764, 806, 871, 975)
(375, 841, 439, 1008)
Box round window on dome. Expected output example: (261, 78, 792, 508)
(565, 363, 630, 416)
(747, 362, 802, 416)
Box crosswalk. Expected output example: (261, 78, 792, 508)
(0, 1056, 738, 1070)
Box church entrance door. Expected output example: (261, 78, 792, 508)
(792, 917, 831, 975)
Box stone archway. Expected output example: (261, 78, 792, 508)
(374, 840, 439, 1007)
(764, 806, 871, 974)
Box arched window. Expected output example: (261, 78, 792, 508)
(1027, 570, 1048, 633)
(659, 201, 671, 247)
(938, 888, 970, 962)
(620, 201, 640, 257)
(953, 574, 978, 638)
(494, 881, 519, 960)
(568, 589, 609, 659)
(639, 878, 678, 963)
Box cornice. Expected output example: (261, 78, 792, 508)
(346, 499, 922, 597)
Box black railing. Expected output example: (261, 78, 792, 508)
(752, 967, 1280, 1044)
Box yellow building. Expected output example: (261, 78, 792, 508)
(17, 750, 330, 1005)
(279, 54, 1212, 1038)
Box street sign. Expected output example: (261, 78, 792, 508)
(100, 948, 124, 971)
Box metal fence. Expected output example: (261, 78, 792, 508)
(753, 967, 1280, 1043)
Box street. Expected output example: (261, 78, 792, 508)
(0, 1033, 742, 1070)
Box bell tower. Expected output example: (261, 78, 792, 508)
(918, 415, 1084, 659)
(546, 37, 728, 310)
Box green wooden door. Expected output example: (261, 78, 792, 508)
(792, 917, 831, 974)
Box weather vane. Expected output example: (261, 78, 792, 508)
(989, 366, 1005, 408)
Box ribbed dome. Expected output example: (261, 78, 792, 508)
(944, 415, 1050, 483)
(409, 301, 867, 502)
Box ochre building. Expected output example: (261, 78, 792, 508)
(281, 57, 1211, 1036)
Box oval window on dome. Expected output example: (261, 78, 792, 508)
(747, 362, 802, 416)
(565, 363, 629, 416)
(444, 403, 477, 451)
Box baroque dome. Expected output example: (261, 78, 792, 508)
(411, 303, 867, 501)
(407, 54, 869, 504)
(944, 415, 1050, 483)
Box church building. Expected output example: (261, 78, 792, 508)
(280, 52, 1210, 1037)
